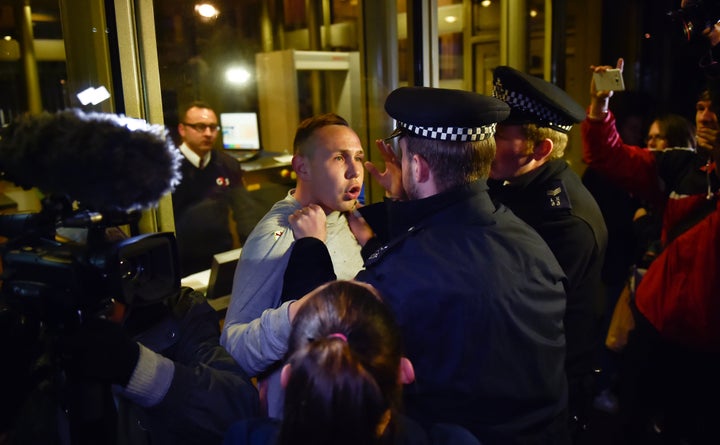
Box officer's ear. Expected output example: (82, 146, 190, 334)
(412, 153, 431, 184)
(531, 138, 553, 162)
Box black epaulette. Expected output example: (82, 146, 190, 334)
(543, 179, 572, 211)
(366, 224, 424, 267)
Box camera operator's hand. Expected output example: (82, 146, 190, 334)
(588, 58, 624, 120)
(61, 317, 140, 387)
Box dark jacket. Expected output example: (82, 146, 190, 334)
(1, 288, 259, 445)
(172, 150, 260, 275)
(117, 287, 260, 444)
(222, 415, 481, 445)
(284, 181, 570, 445)
(488, 159, 608, 384)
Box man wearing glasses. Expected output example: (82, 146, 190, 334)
(173, 100, 260, 276)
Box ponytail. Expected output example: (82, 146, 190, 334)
(279, 281, 403, 445)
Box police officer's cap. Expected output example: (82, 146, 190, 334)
(384, 87, 510, 142)
(492, 65, 585, 133)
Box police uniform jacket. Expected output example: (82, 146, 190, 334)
(356, 181, 570, 445)
(488, 158, 608, 382)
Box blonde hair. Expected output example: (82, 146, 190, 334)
(523, 124, 569, 159)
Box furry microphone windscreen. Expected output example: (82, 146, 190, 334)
(0, 109, 183, 212)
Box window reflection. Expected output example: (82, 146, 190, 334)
(0, 0, 577, 273)
(153, 1, 261, 145)
(0, 0, 66, 121)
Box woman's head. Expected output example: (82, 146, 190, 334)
(646, 113, 696, 150)
(279, 280, 412, 445)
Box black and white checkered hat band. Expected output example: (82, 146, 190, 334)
(397, 121, 497, 142)
(493, 81, 573, 132)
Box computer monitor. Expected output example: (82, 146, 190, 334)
(206, 248, 242, 300)
(220, 112, 261, 150)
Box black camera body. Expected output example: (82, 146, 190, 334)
(0, 197, 180, 327)
(667, 0, 720, 42)
(0, 109, 183, 327)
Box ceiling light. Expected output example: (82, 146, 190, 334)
(226, 66, 251, 85)
(195, 3, 219, 20)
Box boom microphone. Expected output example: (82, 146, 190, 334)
(0, 109, 182, 212)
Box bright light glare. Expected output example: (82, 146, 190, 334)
(3, 36, 11, 41)
(481, 0, 491, 7)
(76, 86, 111, 105)
(529, 9, 538, 18)
(444, 15, 457, 24)
(195, 3, 219, 19)
(226, 66, 251, 85)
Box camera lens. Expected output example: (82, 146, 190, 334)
(666, 1, 720, 43)
(667, 8, 697, 42)
(119, 257, 145, 282)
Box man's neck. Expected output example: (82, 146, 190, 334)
(291, 184, 311, 207)
(179, 143, 211, 168)
(292, 186, 331, 215)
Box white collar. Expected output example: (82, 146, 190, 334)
(179, 142, 212, 169)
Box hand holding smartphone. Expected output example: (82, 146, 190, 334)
(593, 69, 625, 91)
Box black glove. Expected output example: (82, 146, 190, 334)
(61, 317, 140, 387)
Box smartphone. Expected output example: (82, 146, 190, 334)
(593, 69, 625, 91)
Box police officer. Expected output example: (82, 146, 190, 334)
(489, 65, 608, 438)
(284, 87, 572, 445)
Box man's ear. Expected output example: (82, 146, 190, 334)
(177, 123, 186, 139)
(413, 154, 431, 183)
(531, 138, 553, 161)
(399, 357, 415, 384)
(280, 363, 292, 388)
(292, 155, 311, 180)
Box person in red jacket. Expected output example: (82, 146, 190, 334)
(582, 57, 720, 444)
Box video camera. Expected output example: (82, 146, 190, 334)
(0, 109, 183, 327)
(667, 0, 720, 43)
(0, 198, 179, 326)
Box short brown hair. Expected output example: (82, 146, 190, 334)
(179, 100, 216, 121)
(403, 134, 496, 191)
(293, 113, 350, 157)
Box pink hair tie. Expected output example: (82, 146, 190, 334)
(327, 333, 348, 342)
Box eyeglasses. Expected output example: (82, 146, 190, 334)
(383, 127, 406, 160)
(645, 134, 666, 143)
(182, 122, 221, 133)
